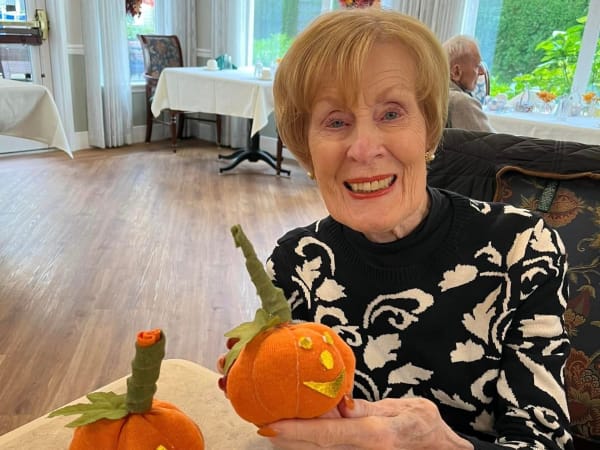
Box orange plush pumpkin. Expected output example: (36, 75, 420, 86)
(223, 225, 356, 427)
(50, 329, 205, 449)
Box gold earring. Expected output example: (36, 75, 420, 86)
(307, 172, 315, 180)
(425, 151, 435, 163)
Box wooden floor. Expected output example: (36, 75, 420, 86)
(0, 139, 326, 436)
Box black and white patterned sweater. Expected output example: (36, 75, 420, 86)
(267, 188, 573, 449)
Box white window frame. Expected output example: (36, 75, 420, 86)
(463, 0, 599, 96)
(572, 0, 600, 94)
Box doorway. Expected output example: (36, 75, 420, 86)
(0, 0, 55, 153)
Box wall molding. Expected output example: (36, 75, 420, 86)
(197, 48, 212, 58)
(67, 44, 84, 55)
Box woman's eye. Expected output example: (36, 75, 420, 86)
(382, 110, 400, 121)
(326, 118, 346, 129)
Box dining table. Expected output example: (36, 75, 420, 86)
(0, 359, 270, 449)
(151, 66, 289, 175)
(486, 109, 600, 145)
(0, 78, 72, 155)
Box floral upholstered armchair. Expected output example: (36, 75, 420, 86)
(428, 128, 600, 449)
(494, 167, 600, 448)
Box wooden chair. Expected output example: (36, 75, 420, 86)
(275, 133, 284, 176)
(473, 61, 491, 104)
(138, 34, 221, 151)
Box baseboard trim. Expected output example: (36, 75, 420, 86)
(71, 126, 295, 163)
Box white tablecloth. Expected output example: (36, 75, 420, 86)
(151, 67, 274, 138)
(0, 359, 268, 450)
(487, 110, 600, 145)
(0, 78, 72, 155)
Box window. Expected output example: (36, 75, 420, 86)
(0, 0, 32, 80)
(249, 1, 599, 105)
(251, 0, 329, 69)
(250, 1, 394, 67)
(470, 0, 599, 99)
(126, 0, 155, 82)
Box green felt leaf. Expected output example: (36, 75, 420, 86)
(223, 308, 282, 373)
(48, 391, 129, 427)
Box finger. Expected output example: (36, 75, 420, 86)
(264, 436, 340, 450)
(217, 375, 228, 398)
(270, 416, 389, 449)
(267, 437, 347, 450)
(318, 406, 343, 419)
(339, 398, 401, 419)
(226, 337, 239, 349)
(216, 354, 226, 374)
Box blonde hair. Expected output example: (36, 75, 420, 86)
(273, 8, 449, 169)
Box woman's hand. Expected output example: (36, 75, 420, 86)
(216, 337, 239, 396)
(260, 397, 474, 450)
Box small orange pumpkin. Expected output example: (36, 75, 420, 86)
(223, 225, 356, 427)
(50, 329, 205, 449)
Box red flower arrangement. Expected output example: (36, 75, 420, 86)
(126, 0, 154, 17)
(125, 0, 142, 17)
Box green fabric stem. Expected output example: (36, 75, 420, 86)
(125, 332, 166, 413)
(231, 224, 291, 322)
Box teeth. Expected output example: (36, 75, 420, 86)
(348, 176, 394, 193)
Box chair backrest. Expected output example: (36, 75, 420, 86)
(472, 61, 490, 104)
(137, 34, 184, 80)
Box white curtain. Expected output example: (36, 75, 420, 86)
(155, 0, 198, 66)
(80, 0, 133, 148)
(391, 0, 466, 43)
(210, 0, 251, 148)
(46, 2, 75, 150)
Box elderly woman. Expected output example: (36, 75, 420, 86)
(257, 8, 573, 450)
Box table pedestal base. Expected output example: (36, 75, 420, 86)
(218, 123, 290, 176)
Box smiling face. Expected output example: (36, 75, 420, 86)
(307, 41, 430, 243)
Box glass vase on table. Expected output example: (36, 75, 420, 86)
(515, 85, 534, 113)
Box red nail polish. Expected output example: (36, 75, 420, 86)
(344, 394, 355, 410)
(257, 426, 277, 437)
(226, 337, 240, 349)
(217, 376, 227, 393)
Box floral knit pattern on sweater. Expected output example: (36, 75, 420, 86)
(267, 189, 573, 449)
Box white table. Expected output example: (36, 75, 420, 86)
(151, 67, 288, 174)
(0, 78, 72, 155)
(487, 110, 600, 145)
(0, 359, 269, 450)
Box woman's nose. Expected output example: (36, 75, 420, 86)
(346, 122, 383, 162)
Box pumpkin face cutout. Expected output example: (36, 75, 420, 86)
(226, 322, 355, 426)
(223, 225, 356, 427)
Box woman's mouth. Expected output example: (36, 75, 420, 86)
(344, 175, 397, 194)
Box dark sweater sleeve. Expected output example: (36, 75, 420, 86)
(458, 434, 507, 449)
(476, 219, 573, 449)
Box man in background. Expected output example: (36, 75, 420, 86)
(443, 35, 495, 132)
